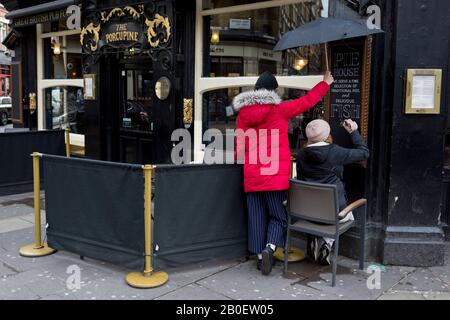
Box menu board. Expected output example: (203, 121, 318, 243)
(411, 75, 436, 109)
(326, 41, 366, 148)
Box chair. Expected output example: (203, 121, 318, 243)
(284, 179, 367, 287)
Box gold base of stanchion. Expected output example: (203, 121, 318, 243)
(125, 271, 169, 289)
(19, 243, 56, 257)
(274, 247, 305, 262)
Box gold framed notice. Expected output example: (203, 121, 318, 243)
(405, 69, 442, 114)
(83, 74, 97, 100)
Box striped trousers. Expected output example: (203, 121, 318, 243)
(246, 191, 288, 254)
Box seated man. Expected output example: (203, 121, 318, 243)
(296, 119, 370, 264)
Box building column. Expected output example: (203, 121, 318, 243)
(381, 0, 448, 267)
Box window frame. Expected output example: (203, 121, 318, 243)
(36, 24, 83, 147)
(194, 0, 325, 162)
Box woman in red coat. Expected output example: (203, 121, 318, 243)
(233, 71, 334, 275)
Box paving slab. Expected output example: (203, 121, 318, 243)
(390, 268, 449, 293)
(0, 192, 37, 205)
(0, 281, 41, 300)
(0, 261, 18, 277)
(156, 284, 231, 300)
(0, 204, 35, 219)
(0, 267, 66, 299)
(280, 258, 414, 300)
(422, 292, 450, 300)
(378, 291, 425, 300)
(0, 216, 34, 233)
(198, 260, 297, 300)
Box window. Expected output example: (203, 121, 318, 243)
(37, 22, 83, 135)
(44, 34, 82, 80)
(194, 0, 326, 162)
(204, 3, 324, 77)
(121, 69, 153, 132)
(45, 86, 85, 134)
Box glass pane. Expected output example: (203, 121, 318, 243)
(45, 86, 85, 134)
(203, 87, 325, 151)
(44, 34, 82, 79)
(121, 69, 153, 132)
(204, 3, 324, 77)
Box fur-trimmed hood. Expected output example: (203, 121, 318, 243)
(232, 89, 282, 112)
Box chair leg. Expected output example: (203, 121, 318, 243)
(359, 228, 365, 270)
(284, 227, 290, 273)
(332, 238, 339, 287)
(359, 207, 367, 270)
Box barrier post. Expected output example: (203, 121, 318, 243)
(274, 156, 305, 263)
(19, 153, 56, 257)
(65, 128, 71, 158)
(126, 165, 169, 288)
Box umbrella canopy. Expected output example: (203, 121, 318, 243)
(273, 17, 384, 52)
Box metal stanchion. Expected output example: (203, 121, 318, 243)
(274, 156, 305, 263)
(126, 165, 169, 288)
(65, 128, 71, 158)
(19, 153, 56, 257)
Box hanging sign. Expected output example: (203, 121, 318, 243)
(80, 5, 172, 53)
(101, 21, 145, 48)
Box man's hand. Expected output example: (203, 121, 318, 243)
(343, 119, 358, 134)
(324, 71, 334, 85)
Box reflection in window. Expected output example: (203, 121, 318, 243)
(204, 2, 324, 77)
(45, 87, 85, 134)
(44, 34, 82, 79)
(121, 70, 153, 132)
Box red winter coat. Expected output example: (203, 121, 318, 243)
(233, 81, 330, 193)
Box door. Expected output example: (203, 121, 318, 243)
(118, 58, 155, 164)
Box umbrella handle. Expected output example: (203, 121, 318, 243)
(325, 43, 330, 72)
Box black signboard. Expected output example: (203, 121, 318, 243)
(325, 39, 370, 148)
(101, 21, 145, 49)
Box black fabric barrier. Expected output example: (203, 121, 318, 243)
(153, 164, 248, 269)
(0, 130, 65, 196)
(43, 155, 146, 269)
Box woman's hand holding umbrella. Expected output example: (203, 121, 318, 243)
(324, 71, 334, 85)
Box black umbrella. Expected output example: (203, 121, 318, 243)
(274, 17, 384, 70)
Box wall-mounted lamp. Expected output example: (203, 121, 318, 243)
(211, 29, 220, 45)
(51, 37, 61, 55)
(294, 58, 309, 71)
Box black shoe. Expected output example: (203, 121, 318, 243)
(257, 259, 262, 271)
(257, 258, 275, 271)
(261, 246, 275, 276)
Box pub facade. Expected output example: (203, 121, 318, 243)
(3, 0, 450, 267)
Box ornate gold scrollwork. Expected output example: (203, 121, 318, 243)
(101, 6, 144, 23)
(80, 23, 101, 52)
(145, 14, 172, 48)
(183, 98, 193, 126)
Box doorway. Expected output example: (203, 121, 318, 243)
(118, 56, 155, 164)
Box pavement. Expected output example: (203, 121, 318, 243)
(0, 192, 449, 300)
